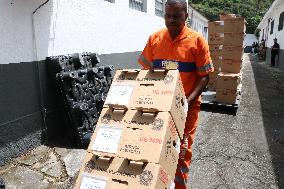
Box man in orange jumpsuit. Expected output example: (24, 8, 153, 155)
(138, 0, 213, 188)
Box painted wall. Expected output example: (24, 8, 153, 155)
(0, 0, 47, 64)
(244, 34, 258, 47)
(33, 0, 170, 61)
(258, 1, 284, 50)
(258, 0, 284, 70)
(188, 5, 208, 40)
(0, 0, 170, 164)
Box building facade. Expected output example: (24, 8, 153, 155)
(187, 4, 209, 40)
(257, 0, 284, 70)
(2, 0, 197, 165)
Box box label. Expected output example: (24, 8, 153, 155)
(92, 127, 122, 153)
(105, 85, 134, 106)
(135, 96, 154, 106)
(80, 174, 107, 189)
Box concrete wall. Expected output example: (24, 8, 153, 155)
(258, 1, 284, 48)
(0, 0, 47, 64)
(188, 5, 208, 40)
(0, 0, 167, 165)
(0, 0, 50, 166)
(0, 61, 43, 165)
(33, 0, 168, 60)
(244, 34, 258, 47)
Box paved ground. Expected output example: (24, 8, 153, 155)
(189, 54, 284, 189)
(0, 54, 283, 189)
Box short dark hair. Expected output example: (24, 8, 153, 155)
(166, 0, 187, 13)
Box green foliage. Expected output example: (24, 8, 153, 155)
(189, 0, 274, 33)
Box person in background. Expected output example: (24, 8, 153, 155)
(138, 0, 213, 188)
(252, 42, 256, 54)
(271, 38, 280, 67)
(259, 39, 266, 60)
(255, 42, 259, 54)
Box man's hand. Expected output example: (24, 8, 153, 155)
(187, 75, 209, 105)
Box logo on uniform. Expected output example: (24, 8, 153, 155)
(161, 60, 179, 70)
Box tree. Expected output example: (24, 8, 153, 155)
(190, 0, 274, 33)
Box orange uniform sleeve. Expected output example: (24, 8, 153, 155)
(195, 35, 214, 76)
(138, 36, 154, 69)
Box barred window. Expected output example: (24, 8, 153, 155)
(104, 0, 114, 3)
(129, 0, 146, 12)
(278, 12, 284, 31)
(155, 0, 165, 17)
(270, 20, 274, 34)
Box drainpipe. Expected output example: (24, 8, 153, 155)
(31, 0, 50, 144)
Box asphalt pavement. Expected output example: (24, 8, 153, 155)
(0, 53, 283, 189)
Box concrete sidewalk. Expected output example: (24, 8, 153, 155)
(0, 54, 283, 189)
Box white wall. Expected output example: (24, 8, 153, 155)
(258, 1, 284, 49)
(244, 34, 258, 47)
(34, 0, 168, 60)
(0, 0, 47, 64)
(188, 5, 208, 40)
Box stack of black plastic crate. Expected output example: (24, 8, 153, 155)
(46, 52, 114, 147)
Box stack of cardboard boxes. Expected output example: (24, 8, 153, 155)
(75, 69, 188, 189)
(208, 14, 246, 104)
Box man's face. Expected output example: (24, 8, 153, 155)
(274, 39, 277, 44)
(164, 3, 188, 34)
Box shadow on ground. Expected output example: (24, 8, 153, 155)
(250, 54, 284, 188)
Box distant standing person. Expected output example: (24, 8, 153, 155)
(252, 42, 256, 53)
(271, 38, 280, 67)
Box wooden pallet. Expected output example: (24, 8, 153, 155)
(201, 90, 241, 115)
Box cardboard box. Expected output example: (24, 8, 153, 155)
(209, 19, 245, 33)
(222, 46, 243, 60)
(208, 33, 224, 45)
(216, 88, 240, 104)
(220, 13, 237, 21)
(88, 108, 180, 179)
(211, 57, 222, 71)
(223, 33, 245, 46)
(104, 69, 140, 108)
(75, 153, 175, 189)
(104, 69, 187, 139)
(224, 19, 246, 33)
(221, 59, 242, 73)
(216, 72, 241, 90)
(207, 81, 216, 91)
(207, 72, 218, 91)
(208, 21, 224, 34)
(210, 45, 222, 63)
(129, 70, 187, 138)
(210, 45, 223, 57)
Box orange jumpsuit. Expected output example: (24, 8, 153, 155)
(138, 26, 213, 189)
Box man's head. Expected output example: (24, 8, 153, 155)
(274, 38, 277, 43)
(165, 0, 188, 38)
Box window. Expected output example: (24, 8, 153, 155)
(262, 29, 264, 39)
(129, 0, 147, 12)
(278, 12, 284, 31)
(104, 0, 114, 3)
(270, 20, 274, 34)
(155, 0, 165, 17)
